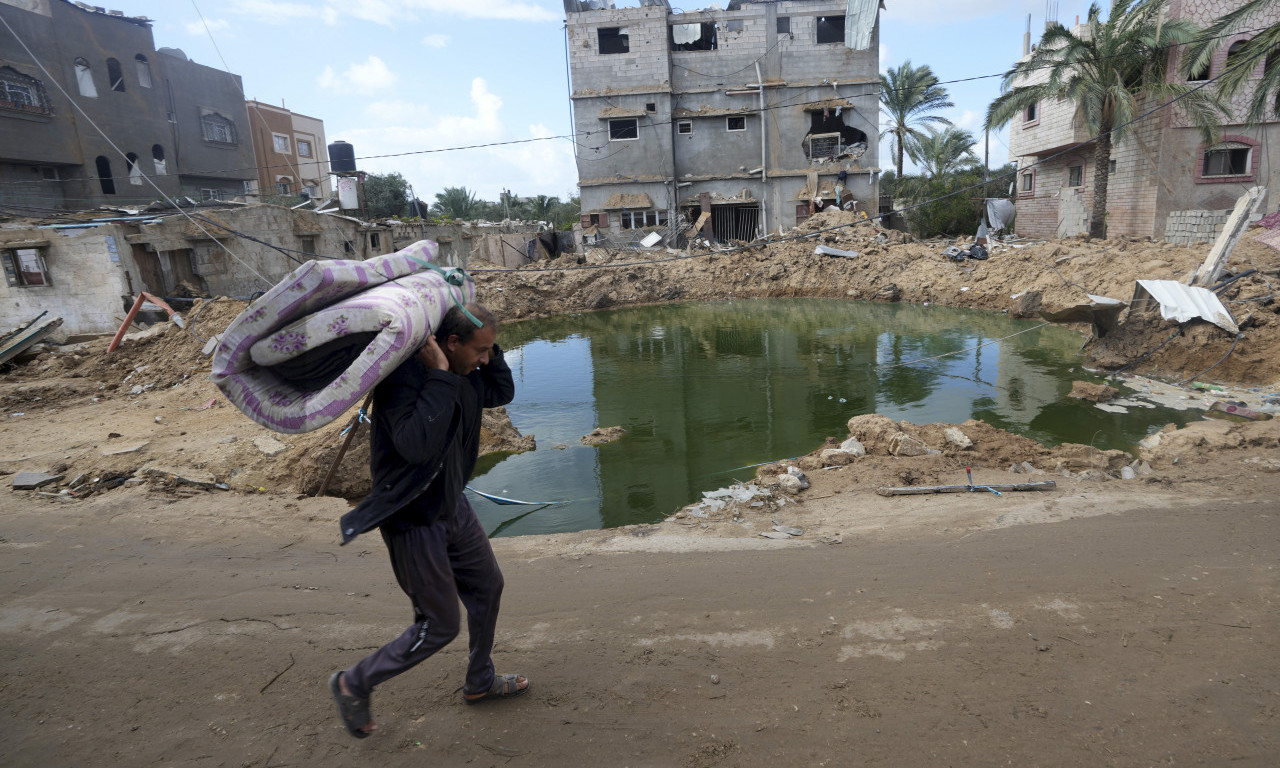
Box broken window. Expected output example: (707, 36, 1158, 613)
(2, 248, 50, 287)
(645, 102, 656, 113)
(40, 166, 58, 181)
(370, 233, 381, 250)
(777, 16, 790, 34)
(618, 210, 667, 229)
(726, 20, 743, 33)
(152, 144, 166, 175)
(96, 155, 116, 195)
(670, 22, 716, 51)
(1, 67, 49, 114)
(273, 133, 291, 154)
(726, 116, 746, 132)
(243, 180, 257, 195)
(201, 110, 236, 144)
(299, 236, 316, 255)
(1202, 144, 1250, 177)
(598, 27, 629, 55)
(803, 110, 868, 160)
(816, 15, 845, 45)
(74, 58, 97, 97)
(135, 54, 151, 88)
(676, 120, 692, 135)
(106, 57, 125, 92)
(202, 188, 223, 201)
(609, 118, 638, 141)
(126, 152, 143, 186)
(1066, 165, 1083, 187)
(297, 139, 313, 157)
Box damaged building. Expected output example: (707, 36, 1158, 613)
(564, 0, 882, 244)
(1006, 1, 1280, 241)
(0, 0, 257, 212)
(244, 101, 332, 203)
(0, 202, 559, 341)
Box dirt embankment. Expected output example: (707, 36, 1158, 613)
(476, 210, 1280, 387)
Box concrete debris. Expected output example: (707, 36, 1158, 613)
(839, 436, 866, 457)
(943, 427, 973, 450)
(888, 432, 927, 457)
(11, 472, 64, 490)
(252, 435, 288, 456)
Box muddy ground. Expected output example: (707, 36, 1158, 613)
(2, 219, 1279, 766)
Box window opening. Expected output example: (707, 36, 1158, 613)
(2, 248, 50, 287)
(297, 139, 312, 157)
(777, 17, 790, 34)
(1020, 171, 1034, 193)
(134, 54, 151, 88)
(1067, 165, 1083, 187)
(277, 177, 293, 195)
(671, 22, 716, 51)
(727, 20, 743, 33)
(598, 27, 629, 54)
(726, 116, 746, 132)
(74, 58, 97, 97)
(645, 102, 656, 113)
(2, 80, 33, 106)
(299, 236, 316, 255)
(609, 118, 638, 141)
(126, 152, 143, 186)
(106, 58, 125, 92)
(816, 15, 845, 45)
(152, 144, 166, 175)
(1226, 39, 1249, 72)
(201, 110, 236, 143)
(676, 120, 692, 135)
(1203, 145, 1250, 176)
(96, 155, 116, 195)
(803, 110, 868, 160)
(1024, 103, 1038, 122)
(343, 240, 354, 254)
(40, 166, 58, 181)
(370, 233, 381, 250)
(273, 133, 291, 153)
(202, 188, 223, 201)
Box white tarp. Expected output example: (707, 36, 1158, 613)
(1133, 280, 1238, 334)
(986, 199, 1016, 230)
(844, 0, 879, 50)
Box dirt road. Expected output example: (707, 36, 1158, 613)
(2, 464, 1276, 767)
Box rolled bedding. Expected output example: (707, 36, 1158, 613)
(211, 240, 474, 433)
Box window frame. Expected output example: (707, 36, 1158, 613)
(134, 54, 151, 88)
(106, 57, 126, 92)
(608, 118, 639, 141)
(598, 27, 630, 55)
(296, 139, 313, 158)
(676, 120, 693, 135)
(2, 247, 51, 288)
(1066, 164, 1083, 188)
(726, 115, 746, 132)
(1022, 102, 1039, 126)
(272, 133, 291, 154)
(1196, 135, 1259, 184)
(200, 110, 237, 144)
(1019, 169, 1035, 196)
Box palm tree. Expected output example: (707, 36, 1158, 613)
(907, 126, 980, 182)
(527, 194, 561, 222)
(1182, 0, 1280, 124)
(880, 61, 954, 177)
(431, 186, 481, 220)
(986, 0, 1225, 239)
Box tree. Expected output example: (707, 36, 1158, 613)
(907, 126, 980, 182)
(431, 186, 482, 220)
(986, 0, 1225, 239)
(1182, 0, 1280, 124)
(362, 172, 409, 218)
(527, 194, 561, 223)
(880, 61, 954, 177)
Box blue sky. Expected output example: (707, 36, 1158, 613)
(105, 0, 1066, 203)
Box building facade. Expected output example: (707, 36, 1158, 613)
(245, 101, 332, 203)
(564, 0, 881, 243)
(1006, 0, 1280, 241)
(0, 0, 257, 212)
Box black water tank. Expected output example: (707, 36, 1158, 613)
(328, 140, 356, 173)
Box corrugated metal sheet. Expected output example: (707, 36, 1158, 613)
(844, 0, 880, 50)
(1133, 280, 1238, 334)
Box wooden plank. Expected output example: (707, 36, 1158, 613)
(876, 481, 1057, 497)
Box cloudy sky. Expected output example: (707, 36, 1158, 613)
(94, 0, 1061, 203)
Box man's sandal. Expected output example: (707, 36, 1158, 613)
(329, 671, 374, 738)
(464, 673, 530, 705)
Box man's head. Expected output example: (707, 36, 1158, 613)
(435, 303, 498, 375)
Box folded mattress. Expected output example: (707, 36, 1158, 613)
(211, 240, 474, 433)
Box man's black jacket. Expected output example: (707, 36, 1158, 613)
(339, 344, 514, 544)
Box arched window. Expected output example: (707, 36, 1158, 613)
(96, 156, 116, 195)
(276, 176, 294, 195)
(134, 54, 151, 88)
(152, 144, 166, 175)
(1225, 39, 1249, 73)
(106, 58, 125, 92)
(125, 152, 143, 186)
(74, 57, 97, 97)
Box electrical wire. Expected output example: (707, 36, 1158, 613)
(1177, 333, 1243, 384)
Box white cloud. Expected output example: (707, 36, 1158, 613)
(317, 56, 399, 92)
(226, 0, 317, 25)
(339, 77, 577, 202)
(422, 33, 451, 48)
(954, 109, 980, 130)
(882, 0, 1043, 25)
(398, 0, 558, 22)
(185, 18, 229, 35)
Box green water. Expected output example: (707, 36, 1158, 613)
(469, 299, 1195, 537)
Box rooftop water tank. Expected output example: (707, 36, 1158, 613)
(328, 140, 356, 173)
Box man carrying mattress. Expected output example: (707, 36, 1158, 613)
(328, 302, 529, 738)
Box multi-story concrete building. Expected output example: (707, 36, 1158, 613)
(245, 101, 332, 202)
(0, 0, 257, 212)
(564, 0, 881, 243)
(1005, 0, 1280, 241)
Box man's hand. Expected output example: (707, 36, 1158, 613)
(417, 336, 449, 371)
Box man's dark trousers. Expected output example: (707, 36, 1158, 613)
(342, 495, 503, 699)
